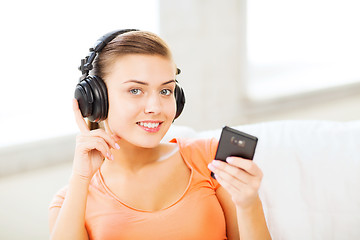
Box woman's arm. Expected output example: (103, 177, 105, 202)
(49, 99, 118, 239)
(210, 158, 271, 240)
(235, 195, 270, 240)
(49, 175, 90, 240)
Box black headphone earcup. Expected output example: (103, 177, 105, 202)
(174, 84, 185, 119)
(86, 76, 108, 122)
(74, 80, 94, 118)
(93, 75, 109, 120)
(74, 76, 109, 122)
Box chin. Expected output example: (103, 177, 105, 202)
(126, 135, 165, 149)
(121, 128, 170, 149)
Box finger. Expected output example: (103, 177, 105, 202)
(212, 160, 263, 190)
(73, 98, 90, 133)
(226, 157, 263, 177)
(90, 129, 120, 150)
(209, 160, 251, 188)
(92, 137, 114, 160)
(209, 160, 263, 191)
(215, 173, 245, 194)
(210, 160, 252, 183)
(215, 173, 260, 208)
(93, 142, 113, 161)
(214, 166, 261, 198)
(78, 135, 113, 160)
(93, 141, 111, 160)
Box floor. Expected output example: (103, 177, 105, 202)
(0, 162, 72, 240)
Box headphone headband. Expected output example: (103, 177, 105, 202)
(78, 29, 139, 79)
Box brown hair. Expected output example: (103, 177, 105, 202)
(88, 30, 174, 130)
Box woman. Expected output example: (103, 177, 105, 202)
(49, 29, 271, 240)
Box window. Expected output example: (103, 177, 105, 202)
(0, 0, 159, 147)
(247, 0, 360, 100)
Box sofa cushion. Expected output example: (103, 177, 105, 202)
(164, 120, 360, 239)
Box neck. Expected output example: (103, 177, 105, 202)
(102, 139, 163, 175)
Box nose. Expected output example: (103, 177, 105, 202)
(144, 91, 162, 115)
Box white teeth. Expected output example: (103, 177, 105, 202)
(138, 122, 160, 128)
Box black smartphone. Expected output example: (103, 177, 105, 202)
(211, 126, 258, 179)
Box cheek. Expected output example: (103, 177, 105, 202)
(108, 99, 137, 118)
(166, 97, 177, 118)
(106, 105, 136, 137)
(106, 94, 135, 124)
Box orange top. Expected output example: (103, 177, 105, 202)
(49, 138, 227, 240)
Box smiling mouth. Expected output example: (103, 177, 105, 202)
(136, 121, 163, 129)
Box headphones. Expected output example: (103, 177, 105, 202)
(75, 29, 185, 123)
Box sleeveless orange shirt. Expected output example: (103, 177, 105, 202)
(49, 138, 227, 240)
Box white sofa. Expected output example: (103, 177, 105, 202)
(163, 120, 360, 240)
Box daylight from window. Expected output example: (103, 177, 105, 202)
(247, 0, 360, 100)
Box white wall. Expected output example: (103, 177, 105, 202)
(159, 0, 249, 130)
(159, 0, 360, 130)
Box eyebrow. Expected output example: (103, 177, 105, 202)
(122, 79, 176, 86)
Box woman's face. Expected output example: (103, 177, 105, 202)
(104, 54, 177, 148)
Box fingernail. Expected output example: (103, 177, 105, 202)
(212, 160, 220, 166)
(208, 163, 215, 170)
(111, 154, 114, 161)
(115, 143, 120, 149)
(106, 152, 111, 159)
(226, 157, 233, 163)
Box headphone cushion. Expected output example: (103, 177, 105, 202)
(93, 75, 109, 119)
(85, 76, 106, 122)
(74, 80, 94, 118)
(174, 84, 185, 119)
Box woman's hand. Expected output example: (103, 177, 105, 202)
(72, 99, 120, 181)
(208, 157, 263, 210)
